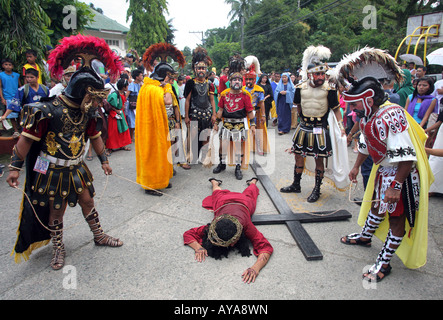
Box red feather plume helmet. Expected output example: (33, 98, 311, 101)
(48, 34, 123, 82)
(143, 42, 186, 71)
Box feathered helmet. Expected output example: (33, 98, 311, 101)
(244, 55, 261, 79)
(143, 43, 186, 81)
(332, 47, 404, 117)
(48, 35, 123, 111)
(228, 54, 245, 80)
(301, 45, 331, 80)
(191, 46, 212, 71)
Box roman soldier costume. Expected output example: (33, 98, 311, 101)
(281, 45, 346, 202)
(335, 47, 433, 281)
(213, 54, 254, 180)
(137, 43, 186, 195)
(184, 47, 216, 157)
(244, 56, 269, 155)
(9, 35, 123, 268)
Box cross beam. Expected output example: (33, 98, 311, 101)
(251, 161, 351, 261)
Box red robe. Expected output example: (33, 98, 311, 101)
(183, 184, 273, 256)
(106, 93, 132, 150)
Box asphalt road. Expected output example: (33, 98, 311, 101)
(0, 126, 442, 304)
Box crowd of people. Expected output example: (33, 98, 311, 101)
(1, 37, 442, 285)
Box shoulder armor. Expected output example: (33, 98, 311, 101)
(20, 100, 55, 129)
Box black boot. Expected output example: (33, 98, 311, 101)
(234, 164, 243, 180)
(213, 155, 226, 174)
(307, 170, 324, 203)
(280, 166, 303, 193)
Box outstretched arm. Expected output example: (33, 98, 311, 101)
(242, 252, 271, 284)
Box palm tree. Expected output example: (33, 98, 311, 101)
(224, 0, 260, 52)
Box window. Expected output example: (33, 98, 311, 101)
(105, 39, 120, 47)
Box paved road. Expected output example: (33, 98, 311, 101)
(0, 126, 442, 303)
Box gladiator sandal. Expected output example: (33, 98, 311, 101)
(363, 229, 403, 282)
(307, 169, 324, 203)
(49, 220, 65, 270)
(340, 210, 385, 247)
(280, 165, 303, 193)
(85, 209, 123, 247)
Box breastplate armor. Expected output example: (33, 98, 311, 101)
(300, 83, 329, 118)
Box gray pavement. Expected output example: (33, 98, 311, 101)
(0, 126, 442, 301)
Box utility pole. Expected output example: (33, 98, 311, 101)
(189, 31, 204, 46)
(240, 15, 244, 53)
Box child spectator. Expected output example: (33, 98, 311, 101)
(22, 49, 43, 84)
(1, 68, 48, 137)
(0, 58, 20, 117)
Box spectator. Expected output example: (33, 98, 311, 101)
(415, 65, 426, 79)
(405, 76, 437, 128)
(408, 62, 416, 78)
(394, 69, 414, 107)
(0, 58, 20, 119)
(49, 66, 76, 97)
(274, 72, 294, 135)
(127, 69, 143, 142)
(22, 49, 43, 84)
(105, 77, 132, 154)
(257, 73, 273, 126)
(1, 68, 48, 136)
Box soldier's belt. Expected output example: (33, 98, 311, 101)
(39, 152, 83, 167)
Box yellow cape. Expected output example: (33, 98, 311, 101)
(358, 108, 434, 269)
(135, 77, 173, 190)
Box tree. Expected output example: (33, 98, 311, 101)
(126, 0, 169, 53)
(243, 0, 309, 72)
(40, 0, 95, 46)
(225, 0, 260, 52)
(0, 0, 51, 74)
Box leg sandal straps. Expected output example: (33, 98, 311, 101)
(85, 210, 123, 247)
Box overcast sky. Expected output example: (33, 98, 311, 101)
(81, 0, 232, 50)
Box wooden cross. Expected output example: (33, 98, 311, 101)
(251, 161, 352, 261)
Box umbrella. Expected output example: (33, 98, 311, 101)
(427, 48, 443, 66)
(399, 54, 424, 66)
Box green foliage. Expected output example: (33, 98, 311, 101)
(126, 0, 169, 53)
(40, 0, 95, 46)
(208, 42, 241, 72)
(205, 0, 443, 73)
(0, 0, 50, 73)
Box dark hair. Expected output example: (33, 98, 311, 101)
(131, 69, 142, 79)
(117, 78, 128, 90)
(25, 68, 39, 77)
(25, 49, 37, 57)
(120, 73, 129, 80)
(417, 65, 427, 72)
(412, 76, 434, 99)
(1, 58, 13, 65)
(201, 222, 251, 260)
(258, 73, 270, 85)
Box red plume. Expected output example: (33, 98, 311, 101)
(143, 43, 186, 71)
(48, 34, 124, 81)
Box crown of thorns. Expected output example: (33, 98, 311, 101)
(208, 215, 243, 247)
